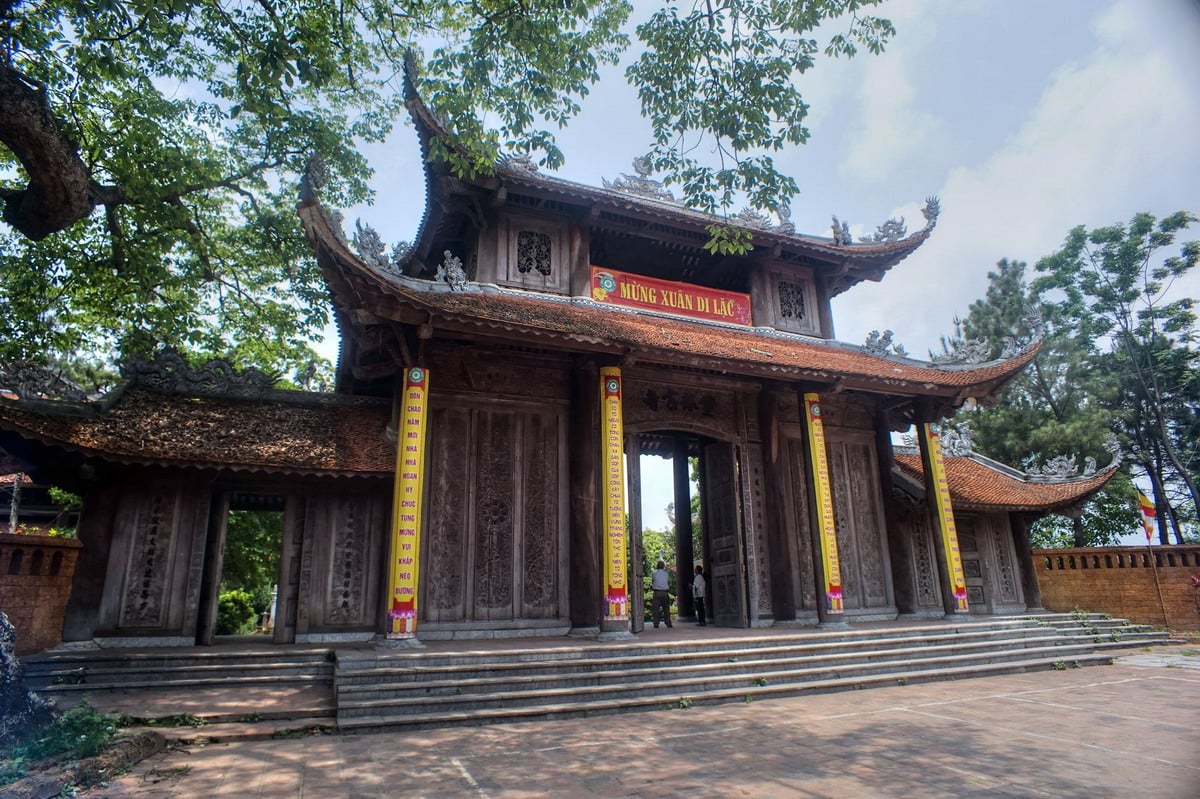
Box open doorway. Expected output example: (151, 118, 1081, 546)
(197, 492, 286, 644)
(628, 432, 748, 630)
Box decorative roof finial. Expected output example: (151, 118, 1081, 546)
(831, 215, 852, 246)
(602, 159, 676, 203)
(922, 196, 941, 227)
(437, 250, 469, 291)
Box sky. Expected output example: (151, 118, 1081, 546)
(334, 0, 1200, 532)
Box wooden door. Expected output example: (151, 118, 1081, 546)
(195, 493, 229, 646)
(274, 496, 304, 643)
(826, 430, 894, 613)
(701, 441, 747, 627)
(422, 402, 567, 624)
(956, 517, 992, 614)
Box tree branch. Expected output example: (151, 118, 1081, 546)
(0, 64, 96, 239)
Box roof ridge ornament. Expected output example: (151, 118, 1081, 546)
(352, 220, 408, 277)
(931, 338, 991, 365)
(126, 350, 278, 399)
(436, 250, 469, 291)
(498, 153, 539, 174)
(602, 157, 677, 203)
(860, 217, 908, 244)
(862, 329, 907, 358)
(1023, 434, 1121, 482)
(831, 215, 852, 246)
(0, 361, 89, 402)
(901, 419, 973, 456)
(922, 196, 941, 228)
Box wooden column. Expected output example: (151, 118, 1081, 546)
(1010, 512, 1045, 611)
(759, 386, 797, 621)
(673, 436, 695, 620)
(61, 482, 121, 642)
(875, 408, 916, 615)
(798, 390, 846, 626)
(916, 420, 970, 616)
(568, 357, 602, 630)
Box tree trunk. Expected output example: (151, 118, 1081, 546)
(1071, 516, 1087, 548)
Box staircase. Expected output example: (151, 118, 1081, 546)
(23, 645, 336, 722)
(333, 613, 1168, 732)
(21, 614, 1168, 732)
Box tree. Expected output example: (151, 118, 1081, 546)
(1034, 212, 1199, 544)
(940, 259, 1126, 547)
(1, 1, 894, 375)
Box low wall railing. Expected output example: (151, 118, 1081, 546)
(1033, 545, 1200, 632)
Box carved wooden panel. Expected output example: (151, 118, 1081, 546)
(119, 491, 174, 628)
(894, 499, 941, 609)
(741, 443, 773, 618)
(327, 497, 367, 625)
(474, 411, 516, 617)
(103, 478, 211, 635)
(429, 344, 570, 402)
(989, 515, 1020, 603)
(422, 398, 566, 624)
(956, 515, 990, 614)
(302, 491, 387, 630)
(520, 412, 560, 616)
(622, 377, 738, 438)
(425, 407, 471, 621)
(826, 430, 892, 611)
(703, 441, 746, 626)
(782, 437, 817, 611)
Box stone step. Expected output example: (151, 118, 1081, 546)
(335, 633, 1066, 700)
(334, 619, 1043, 674)
(334, 640, 1115, 720)
(336, 653, 1117, 732)
(24, 650, 335, 692)
(334, 625, 1054, 685)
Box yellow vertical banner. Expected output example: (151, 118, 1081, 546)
(802, 393, 844, 613)
(922, 423, 969, 611)
(600, 366, 629, 620)
(387, 367, 430, 638)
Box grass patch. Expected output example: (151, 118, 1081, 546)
(1, 700, 122, 788)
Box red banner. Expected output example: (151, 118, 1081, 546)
(591, 267, 752, 325)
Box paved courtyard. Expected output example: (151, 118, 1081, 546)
(83, 655, 1199, 798)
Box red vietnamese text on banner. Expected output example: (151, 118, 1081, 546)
(387, 367, 429, 638)
(1137, 492, 1157, 543)
(591, 267, 752, 326)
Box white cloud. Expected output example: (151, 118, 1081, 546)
(834, 0, 1200, 356)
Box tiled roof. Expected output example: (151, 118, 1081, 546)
(0, 390, 393, 477)
(302, 202, 1038, 398)
(0, 473, 31, 486)
(400, 77, 934, 294)
(893, 451, 1116, 512)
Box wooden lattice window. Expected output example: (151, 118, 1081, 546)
(779, 280, 806, 320)
(517, 231, 552, 276)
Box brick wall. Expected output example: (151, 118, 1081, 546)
(1034, 545, 1200, 631)
(0, 533, 83, 654)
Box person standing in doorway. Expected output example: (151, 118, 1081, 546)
(692, 564, 707, 626)
(651, 560, 672, 628)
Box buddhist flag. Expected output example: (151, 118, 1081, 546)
(1137, 491, 1157, 543)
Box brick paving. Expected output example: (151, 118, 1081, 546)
(81, 655, 1200, 798)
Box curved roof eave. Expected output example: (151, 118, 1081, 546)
(299, 199, 1040, 401)
(892, 450, 1120, 513)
